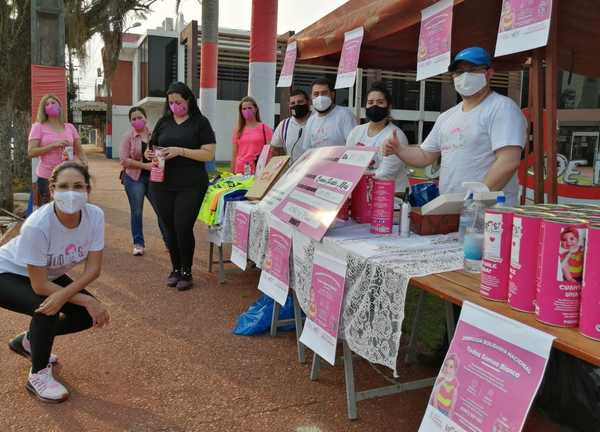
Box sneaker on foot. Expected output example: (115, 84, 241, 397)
(26, 364, 69, 403)
(176, 272, 193, 291)
(133, 245, 144, 256)
(9, 332, 58, 364)
(166, 270, 181, 287)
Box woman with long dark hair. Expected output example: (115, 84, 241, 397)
(146, 82, 216, 291)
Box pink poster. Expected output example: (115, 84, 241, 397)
(230, 205, 251, 270)
(258, 217, 293, 306)
(299, 245, 348, 365)
(495, 0, 553, 57)
(272, 146, 375, 241)
(277, 41, 297, 88)
(416, 0, 454, 81)
(335, 27, 364, 89)
(419, 302, 554, 432)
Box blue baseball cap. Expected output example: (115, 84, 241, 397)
(448, 47, 492, 72)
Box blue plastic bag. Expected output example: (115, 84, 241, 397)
(233, 294, 296, 335)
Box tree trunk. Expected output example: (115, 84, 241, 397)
(12, 110, 32, 189)
(0, 102, 14, 211)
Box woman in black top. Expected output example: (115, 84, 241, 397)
(147, 82, 216, 291)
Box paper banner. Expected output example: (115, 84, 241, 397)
(416, 0, 454, 81)
(495, 0, 553, 57)
(277, 41, 297, 88)
(419, 302, 555, 432)
(230, 205, 251, 270)
(335, 27, 364, 89)
(272, 146, 376, 241)
(299, 245, 348, 365)
(258, 216, 293, 306)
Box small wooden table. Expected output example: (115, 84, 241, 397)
(411, 271, 600, 367)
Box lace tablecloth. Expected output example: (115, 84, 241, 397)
(224, 202, 464, 373)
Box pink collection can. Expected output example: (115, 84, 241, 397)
(370, 178, 395, 235)
(480, 208, 516, 301)
(579, 223, 600, 340)
(508, 212, 551, 312)
(535, 217, 588, 327)
(351, 172, 374, 224)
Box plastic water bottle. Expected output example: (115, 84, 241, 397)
(463, 200, 485, 273)
(458, 193, 475, 241)
(400, 187, 411, 238)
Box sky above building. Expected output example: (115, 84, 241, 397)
(79, 0, 348, 99)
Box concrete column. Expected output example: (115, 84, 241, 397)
(200, 0, 219, 127)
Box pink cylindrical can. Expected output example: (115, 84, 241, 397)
(351, 172, 374, 224)
(535, 217, 588, 327)
(580, 223, 600, 340)
(370, 178, 395, 235)
(508, 212, 551, 312)
(480, 208, 517, 302)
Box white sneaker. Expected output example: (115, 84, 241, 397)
(133, 245, 144, 256)
(26, 365, 69, 403)
(9, 332, 58, 364)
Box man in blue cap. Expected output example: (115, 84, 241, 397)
(384, 47, 526, 205)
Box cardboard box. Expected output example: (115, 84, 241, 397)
(410, 208, 459, 235)
(246, 155, 290, 201)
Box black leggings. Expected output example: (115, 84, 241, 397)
(150, 187, 206, 272)
(0, 273, 94, 372)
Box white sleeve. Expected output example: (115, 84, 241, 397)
(489, 99, 527, 151)
(270, 121, 284, 148)
(301, 117, 315, 151)
(342, 109, 358, 140)
(89, 208, 105, 252)
(376, 128, 408, 180)
(420, 116, 442, 153)
(345, 125, 361, 147)
(16, 226, 49, 267)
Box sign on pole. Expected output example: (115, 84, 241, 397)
(277, 41, 297, 88)
(416, 0, 454, 81)
(334, 27, 364, 89)
(495, 0, 553, 57)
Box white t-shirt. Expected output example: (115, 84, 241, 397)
(0, 203, 105, 280)
(421, 92, 526, 205)
(346, 122, 410, 192)
(271, 114, 311, 163)
(302, 105, 357, 152)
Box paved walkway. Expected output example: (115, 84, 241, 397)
(0, 154, 559, 431)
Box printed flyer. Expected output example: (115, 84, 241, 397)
(299, 245, 348, 365)
(416, 0, 454, 81)
(335, 27, 364, 89)
(495, 0, 553, 57)
(419, 302, 554, 432)
(277, 41, 297, 88)
(230, 205, 251, 270)
(272, 146, 375, 241)
(258, 216, 293, 306)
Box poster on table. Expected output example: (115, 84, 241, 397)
(299, 245, 348, 365)
(495, 0, 553, 57)
(272, 146, 376, 242)
(230, 205, 251, 270)
(419, 302, 554, 432)
(257, 216, 293, 306)
(416, 0, 454, 81)
(277, 41, 297, 88)
(334, 27, 364, 89)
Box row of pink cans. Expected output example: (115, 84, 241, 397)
(479, 203, 600, 340)
(338, 173, 396, 235)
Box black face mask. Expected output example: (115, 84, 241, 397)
(291, 103, 310, 119)
(365, 105, 389, 123)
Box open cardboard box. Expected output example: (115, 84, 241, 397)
(246, 155, 290, 201)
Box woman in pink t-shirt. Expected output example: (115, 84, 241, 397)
(28, 94, 87, 204)
(231, 96, 273, 174)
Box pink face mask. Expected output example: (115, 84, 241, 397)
(169, 102, 188, 117)
(45, 103, 60, 118)
(242, 108, 256, 120)
(131, 118, 146, 130)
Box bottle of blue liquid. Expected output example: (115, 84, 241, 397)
(463, 200, 485, 273)
(458, 193, 475, 241)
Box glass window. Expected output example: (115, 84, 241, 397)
(393, 120, 418, 144)
(217, 65, 248, 101)
(138, 38, 148, 100)
(147, 36, 178, 97)
(424, 81, 441, 112)
(559, 71, 600, 110)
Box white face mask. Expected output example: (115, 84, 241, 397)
(53, 191, 88, 214)
(453, 72, 487, 97)
(312, 95, 333, 112)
